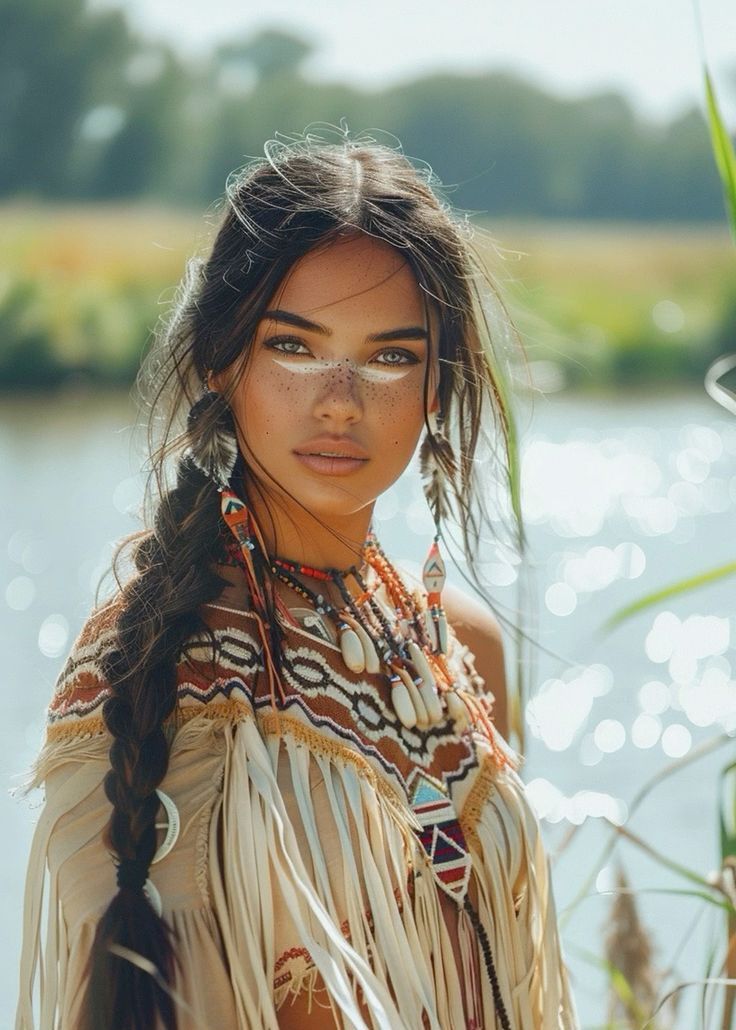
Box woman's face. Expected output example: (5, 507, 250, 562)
(219, 234, 438, 525)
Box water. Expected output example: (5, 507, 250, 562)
(2, 388, 734, 1028)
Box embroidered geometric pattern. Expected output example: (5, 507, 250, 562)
(43, 587, 510, 819)
(407, 767, 472, 903)
(19, 558, 582, 1030)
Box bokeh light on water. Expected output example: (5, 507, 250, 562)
(5, 575, 35, 611)
(523, 421, 736, 547)
(525, 663, 613, 752)
(525, 778, 628, 826)
(504, 413, 736, 785)
(2, 391, 735, 1029)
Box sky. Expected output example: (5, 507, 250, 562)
(92, 0, 736, 125)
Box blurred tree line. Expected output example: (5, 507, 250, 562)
(0, 0, 730, 219)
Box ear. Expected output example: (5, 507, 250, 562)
(208, 368, 226, 394)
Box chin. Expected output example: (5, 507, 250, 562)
(244, 449, 402, 523)
(290, 484, 376, 521)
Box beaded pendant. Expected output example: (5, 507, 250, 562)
(422, 538, 449, 654)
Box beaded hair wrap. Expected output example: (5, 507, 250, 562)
(418, 407, 454, 654)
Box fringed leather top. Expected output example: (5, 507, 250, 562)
(15, 562, 579, 1029)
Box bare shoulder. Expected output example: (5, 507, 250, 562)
(441, 581, 509, 741)
(396, 560, 509, 740)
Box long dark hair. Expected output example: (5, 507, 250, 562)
(83, 128, 528, 1029)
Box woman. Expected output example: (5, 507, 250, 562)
(15, 134, 578, 1029)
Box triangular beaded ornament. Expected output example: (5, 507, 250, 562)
(422, 537, 449, 654)
(408, 768, 472, 904)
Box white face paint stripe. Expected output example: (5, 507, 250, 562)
(359, 365, 414, 382)
(271, 358, 337, 374)
(270, 356, 415, 382)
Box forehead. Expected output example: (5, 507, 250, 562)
(268, 235, 425, 323)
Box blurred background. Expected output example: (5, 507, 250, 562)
(2, 1, 736, 1027)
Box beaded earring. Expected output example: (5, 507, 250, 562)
(420, 408, 452, 655)
(419, 409, 473, 729)
(186, 380, 239, 490)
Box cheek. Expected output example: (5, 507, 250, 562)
(238, 363, 300, 444)
(361, 377, 426, 442)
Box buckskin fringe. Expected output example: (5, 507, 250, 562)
(467, 768, 580, 1028)
(14, 735, 110, 1029)
(210, 715, 474, 1028)
(14, 700, 578, 1028)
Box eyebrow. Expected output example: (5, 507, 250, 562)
(262, 308, 428, 343)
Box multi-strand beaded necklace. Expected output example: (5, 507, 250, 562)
(218, 486, 494, 735)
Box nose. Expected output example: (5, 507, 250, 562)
(311, 358, 363, 426)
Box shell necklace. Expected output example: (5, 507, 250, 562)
(220, 488, 472, 732)
(269, 537, 472, 732)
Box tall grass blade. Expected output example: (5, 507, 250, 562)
(559, 733, 735, 927)
(692, 0, 736, 242)
(602, 562, 736, 631)
(642, 978, 736, 1030)
(719, 761, 736, 1027)
(703, 69, 736, 245)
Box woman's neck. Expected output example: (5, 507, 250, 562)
(244, 486, 375, 574)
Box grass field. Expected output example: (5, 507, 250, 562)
(479, 218, 735, 389)
(1, 203, 733, 391)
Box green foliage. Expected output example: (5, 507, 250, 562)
(0, 1, 728, 220)
(0, 277, 66, 387)
(603, 562, 736, 631)
(0, 0, 134, 196)
(0, 210, 732, 391)
(0, 270, 156, 388)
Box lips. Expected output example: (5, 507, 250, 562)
(293, 436, 370, 461)
(293, 436, 369, 477)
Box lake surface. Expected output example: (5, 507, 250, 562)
(2, 388, 734, 1028)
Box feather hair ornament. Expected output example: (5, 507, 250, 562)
(186, 390, 239, 490)
(419, 410, 458, 531)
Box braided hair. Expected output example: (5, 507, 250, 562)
(81, 457, 226, 1028)
(82, 128, 526, 1028)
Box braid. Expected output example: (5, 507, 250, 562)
(81, 455, 228, 1030)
